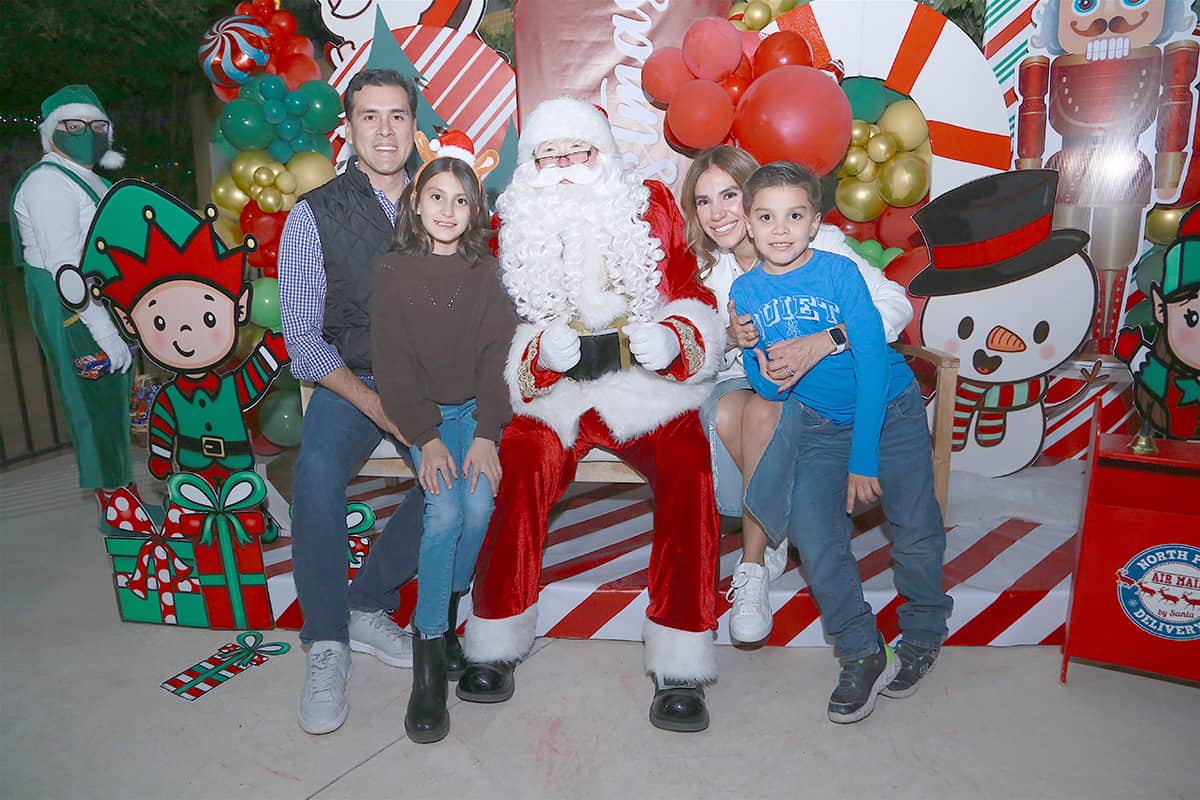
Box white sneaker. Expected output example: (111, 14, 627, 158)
(348, 609, 413, 667)
(299, 641, 350, 735)
(764, 539, 790, 582)
(726, 562, 772, 643)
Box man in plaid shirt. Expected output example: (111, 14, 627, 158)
(279, 69, 425, 736)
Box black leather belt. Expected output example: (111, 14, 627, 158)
(178, 434, 253, 459)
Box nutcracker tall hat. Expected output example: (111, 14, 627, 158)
(39, 84, 125, 170)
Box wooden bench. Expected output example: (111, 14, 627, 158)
(298, 343, 959, 512)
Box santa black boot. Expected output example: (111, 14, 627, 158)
(649, 675, 710, 733)
(405, 635, 449, 744)
(444, 591, 467, 682)
(456, 661, 515, 703)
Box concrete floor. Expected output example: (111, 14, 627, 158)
(2, 452, 1197, 800)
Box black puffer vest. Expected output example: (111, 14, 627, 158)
(304, 159, 395, 374)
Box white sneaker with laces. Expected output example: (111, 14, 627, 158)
(764, 539, 790, 582)
(348, 609, 413, 667)
(726, 561, 772, 643)
(299, 641, 350, 735)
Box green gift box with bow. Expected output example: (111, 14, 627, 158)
(106, 535, 209, 626)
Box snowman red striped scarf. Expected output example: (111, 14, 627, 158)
(952, 376, 1048, 449)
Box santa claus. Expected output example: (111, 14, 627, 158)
(456, 97, 725, 732)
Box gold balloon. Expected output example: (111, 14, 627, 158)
(836, 177, 886, 222)
(769, 0, 797, 12)
(867, 131, 899, 164)
(268, 162, 285, 178)
(231, 323, 265, 364)
(253, 166, 276, 187)
(856, 158, 879, 183)
(281, 192, 297, 212)
(911, 137, 932, 163)
(841, 146, 869, 177)
(258, 187, 284, 214)
(212, 217, 244, 248)
(878, 99, 930, 151)
(743, 0, 773, 30)
(867, 124, 881, 139)
(729, 2, 747, 16)
(275, 171, 298, 194)
(287, 152, 337, 195)
(1146, 204, 1190, 246)
(878, 152, 931, 207)
(247, 183, 263, 200)
(850, 120, 871, 148)
(231, 150, 271, 193)
(211, 173, 250, 215)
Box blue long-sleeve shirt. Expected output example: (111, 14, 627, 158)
(729, 250, 913, 477)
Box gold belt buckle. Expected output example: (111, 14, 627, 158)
(201, 436, 226, 458)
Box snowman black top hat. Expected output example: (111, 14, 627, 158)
(908, 170, 1089, 297)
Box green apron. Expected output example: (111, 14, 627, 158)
(12, 161, 132, 489)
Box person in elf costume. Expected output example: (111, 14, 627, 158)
(1116, 207, 1200, 440)
(58, 180, 291, 487)
(11, 85, 133, 513)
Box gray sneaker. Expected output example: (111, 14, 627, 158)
(881, 640, 939, 699)
(348, 609, 413, 667)
(827, 636, 899, 724)
(299, 641, 350, 735)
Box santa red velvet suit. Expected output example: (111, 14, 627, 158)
(463, 98, 725, 692)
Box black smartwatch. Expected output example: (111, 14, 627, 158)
(827, 326, 847, 355)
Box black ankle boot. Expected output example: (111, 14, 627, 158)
(455, 661, 515, 703)
(405, 635, 449, 743)
(649, 680, 709, 733)
(444, 592, 466, 682)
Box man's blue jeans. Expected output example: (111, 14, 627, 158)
(292, 378, 423, 644)
(749, 380, 952, 660)
(408, 399, 494, 636)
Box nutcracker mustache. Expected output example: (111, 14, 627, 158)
(1107, 13, 1148, 34)
(1070, 18, 1108, 37)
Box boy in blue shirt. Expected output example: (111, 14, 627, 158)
(730, 162, 951, 724)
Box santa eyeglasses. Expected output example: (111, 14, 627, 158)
(59, 119, 110, 136)
(533, 147, 595, 170)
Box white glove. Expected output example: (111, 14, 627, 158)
(626, 322, 680, 371)
(537, 322, 582, 373)
(95, 332, 133, 374)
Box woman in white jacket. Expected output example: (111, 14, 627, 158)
(680, 146, 913, 644)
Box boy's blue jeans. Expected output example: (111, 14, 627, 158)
(408, 399, 494, 636)
(747, 380, 952, 661)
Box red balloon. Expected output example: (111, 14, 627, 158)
(719, 73, 751, 105)
(667, 80, 735, 150)
(269, 10, 296, 36)
(876, 196, 929, 250)
(280, 34, 315, 59)
(213, 83, 241, 102)
(240, 201, 286, 248)
(882, 248, 931, 346)
(261, 262, 279, 279)
(732, 66, 852, 175)
(752, 31, 813, 78)
(235, 2, 255, 15)
(642, 47, 694, 106)
(740, 30, 763, 61)
(682, 17, 742, 81)
(734, 54, 753, 81)
(273, 53, 321, 90)
(251, 0, 275, 21)
(663, 116, 697, 156)
(824, 207, 879, 243)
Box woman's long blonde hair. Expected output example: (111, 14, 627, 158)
(678, 145, 760, 279)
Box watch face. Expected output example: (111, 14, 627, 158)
(829, 327, 847, 346)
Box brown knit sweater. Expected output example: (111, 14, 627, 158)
(370, 250, 518, 448)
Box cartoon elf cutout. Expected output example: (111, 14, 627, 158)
(1116, 207, 1200, 440)
(57, 180, 291, 486)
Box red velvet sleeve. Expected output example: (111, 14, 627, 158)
(643, 180, 717, 309)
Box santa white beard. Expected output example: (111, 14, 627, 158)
(496, 152, 665, 329)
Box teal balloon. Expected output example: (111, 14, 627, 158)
(268, 138, 293, 163)
(212, 118, 239, 159)
(259, 389, 303, 448)
(882, 85, 908, 107)
(277, 118, 302, 141)
(284, 91, 310, 116)
(221, 99, 274, 150)
(314, 136, 334, 160)
(859, 239, 885, 265)
(290, 133, 316, 153)
(841, 77, 889, 124)
(250, 277, 282, 331)
(299, 80, 343, 134)
(263, 99, 287, 125)
(260, 75, 287, 100)
(881, 247, 904, 267)
(1134, 245, 1167, 297)
(239, 76, 268, 104)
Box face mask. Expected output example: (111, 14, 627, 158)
(52, 128, 108, 166)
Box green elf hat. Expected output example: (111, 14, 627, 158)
(39, 84, 124, 170)
(57, 179, 254, 311)
(1161, 206, 1200, 298)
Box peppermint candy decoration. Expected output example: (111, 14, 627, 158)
(199, 15, 271, 88)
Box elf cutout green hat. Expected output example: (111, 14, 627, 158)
(39, 84, 125, 170)
(1161, 206, 1200, 299)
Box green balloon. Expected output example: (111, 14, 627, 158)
(259, 389, 303, 448)
(239, 75, 269, 105)
(260, 75, 287, 100)
(221, 99, 274, 151)
(881, 247, 904, 267)
(299, 80, 343, 135)
(212, 118, 238, 159)
(250, 277, 282, 331)
(1134, 245, 1167, 297)
(859, 239, 885, 265)
(841, 77, 889, 124)
(882, 86, 908, 107)
(843, 235, 863, 253)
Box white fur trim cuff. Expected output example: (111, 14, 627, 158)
(643, 618, 718, 685)
(463, 605, 538, 664)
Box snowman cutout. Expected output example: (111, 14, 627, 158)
(910, 171, 1103, 478)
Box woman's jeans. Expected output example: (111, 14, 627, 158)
(409, 399, 495, 636)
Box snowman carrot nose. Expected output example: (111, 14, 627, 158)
(986, 325, 1026, 353)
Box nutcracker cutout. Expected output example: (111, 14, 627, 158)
(1016, 0, 1199, 353)
(56, 180, 290, 486)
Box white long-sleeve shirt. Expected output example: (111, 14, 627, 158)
(702, 224, 913, 382)
(12, 152, 121, 340)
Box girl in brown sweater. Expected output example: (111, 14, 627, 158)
(371, 154, 517, 744)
